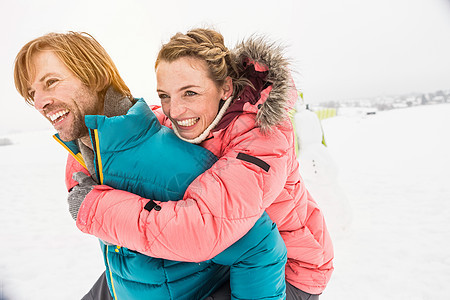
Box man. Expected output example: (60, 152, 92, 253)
(13, 31, 232, 299)
(14, 32, 128, 299)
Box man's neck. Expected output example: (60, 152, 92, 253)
(80, 135, 93, 149)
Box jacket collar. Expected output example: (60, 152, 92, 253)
(53, 86, 136, 170)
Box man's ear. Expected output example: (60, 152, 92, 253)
(96, 78, 111, 103)
(95, 74, 110, 93)
(222, 76, 233, 99)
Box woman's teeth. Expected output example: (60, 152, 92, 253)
(177, 118, 199, 127)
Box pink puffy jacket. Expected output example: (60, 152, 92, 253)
(69, 38, 334, 294)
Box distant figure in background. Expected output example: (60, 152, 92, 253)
(294, 99, 352, 239)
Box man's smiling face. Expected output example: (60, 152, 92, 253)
(28, 49, 103, 142)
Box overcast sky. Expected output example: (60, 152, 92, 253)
(1, 0, 450, 134)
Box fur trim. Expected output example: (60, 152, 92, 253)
(173, 96, 234, 144)
(233, 37, 294, 132)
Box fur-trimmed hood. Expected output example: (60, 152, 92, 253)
(232, 36, 297, 132)
(173, 36, 297, 144)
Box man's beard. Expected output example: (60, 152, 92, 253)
(57, 112, 89, 142)
(58, 88, 103, 142)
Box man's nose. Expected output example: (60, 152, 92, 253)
(33, 90, 53, 112)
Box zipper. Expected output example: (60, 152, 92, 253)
(106, 245, 118, 300)
(95, 131, 117, 300)
(52, 135, 87, 169)
(55, 133, 117, 298)
(89, 129, 104, 184)
(91, 130, 118, 299)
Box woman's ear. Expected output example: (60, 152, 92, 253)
(222, 76, 233, 99)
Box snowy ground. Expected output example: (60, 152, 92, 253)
(319, 103, 450, 299)
(1, 103, 449, 299)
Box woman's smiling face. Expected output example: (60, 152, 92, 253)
(156, 56, 232, 140)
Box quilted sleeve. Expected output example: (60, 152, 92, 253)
(76, 123, 292, 262)
(65, 154, 90, 192)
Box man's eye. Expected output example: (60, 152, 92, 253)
(46, 79, 58, 87)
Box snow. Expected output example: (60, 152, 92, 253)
(0, 132, 104, 299)
(1, 104, 450, 299)
(318, 104, 450, 299)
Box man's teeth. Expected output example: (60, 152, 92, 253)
(48, 109, 69, 122)
(177, 118, 199, 127)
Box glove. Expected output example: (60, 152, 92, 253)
(67, 172, 97, 221)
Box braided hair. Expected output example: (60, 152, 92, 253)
(155, 28, 250, 99)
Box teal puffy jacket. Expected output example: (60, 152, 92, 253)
(58, 99, 287, 299)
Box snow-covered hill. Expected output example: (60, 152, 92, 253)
(320, 104, 450, 299)
(1, 104, 449, 299)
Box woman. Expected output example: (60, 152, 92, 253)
(68, 88, 287, 300)
(14, 31, 285, 300)
(73, 28, 334, 299)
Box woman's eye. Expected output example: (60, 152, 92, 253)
(185, 91, 197, 96)
(158, 94, 169, 101)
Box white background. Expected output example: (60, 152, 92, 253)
(1, 0, 450, 134)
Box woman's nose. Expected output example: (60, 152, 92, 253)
(169, 97, 187, 119)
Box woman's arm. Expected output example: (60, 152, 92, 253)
(65, 154, 90, 191)
(75, 122, 292, 262)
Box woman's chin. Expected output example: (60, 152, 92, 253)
(175, 122, 204, 139)
(180, 132, 199, 140)
(175, 127, 196, 140)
